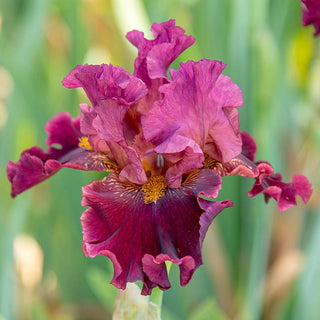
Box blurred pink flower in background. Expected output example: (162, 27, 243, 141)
(301, 0, 320, 35)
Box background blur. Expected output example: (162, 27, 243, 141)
(0, 0, 319, 319)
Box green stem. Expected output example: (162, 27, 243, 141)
(149, 262, 172, 309)
(149, 286, 164, 307)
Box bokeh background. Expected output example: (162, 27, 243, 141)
(0, 0, 319, 319)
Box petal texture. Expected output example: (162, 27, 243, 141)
(126, 19, 195, 84)
(248, 162, 313, 211)
(62, 64, 148, 107)
(64, 64, 149, 185)
(7, 113, 110, 197)
(81, 170, 232, 295)
(142, 59, 243, 185)
(126, 20, 195, 114)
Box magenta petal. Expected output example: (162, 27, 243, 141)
(142, 59, 243, 164)
(62, 64, 147, 107)
(79, 103, 109, 153)
(141, 254, 171, 290)
(7, 112, 110, 197)
(240, 131, 257, 162)
(126, 19, 195, 84)
(153, 134, 204, 188)
(81, 169, 231, 295)
(208, 154, 259, 178)
(293, 174, 313, 203)
(198, 198, 234, 245)
(7, 147, 62, 197)
(118, 145, 148, 185)
(248, 163, 313, 211)
(126, 20, 195, 115)
(141, 253, 195, 293)
(64, 65, 148, 184)
(45, 112, 80, 152)
(301, 0, 320, 36)
(93, 99, 130, 143)
(92, 99, 147, 185)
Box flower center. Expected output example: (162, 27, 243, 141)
(79, 137, 93, 151)
(142, 175, 167, 204)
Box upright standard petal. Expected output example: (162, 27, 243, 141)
(64, 64, 149, 185)
(81, 170, 233, 295)
(126, 20, 196, 114)
(62, 64, 148, 107)
(91, 98, 147, 185)
(142, 59, 243, 186)
(126, 19, 195, 84)
(79, 103, 110, 153)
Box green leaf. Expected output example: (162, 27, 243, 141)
(0, 195, 30, 320)
(189, 299, 229, 320)
(86, 267, 117, 311)
(293, 208, 320, 320)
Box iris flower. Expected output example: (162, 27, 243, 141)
(7, 20, 312, 295)
(301, 0, 320, 35)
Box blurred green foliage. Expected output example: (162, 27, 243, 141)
(0, 0, 319, 319)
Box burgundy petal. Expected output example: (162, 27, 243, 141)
(141, 254, 195, 293)
(7, 147, 63, 197)
(248, 162, 313, 211)
(7, 113, 111, 197)
(240, 131, 257, 162)
(301, 0, 320, 36)
(81, 169, 232, 295)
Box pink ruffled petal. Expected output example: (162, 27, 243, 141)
(81, 169, 232, 295)
(92, 99, 147, 185)
(293, 174, 313, 203)
(126, 20, 195, 114)
(126, 19, 195, 84)
(248, 162, 313, 211)
(65, 64, 148, 185)
(142, 59, 243, 167)
(79, 103, 110, 153)
(62, 64, 147, 106)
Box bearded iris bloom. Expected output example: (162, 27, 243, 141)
(7, 20, 312, 295)
(301, 0, 320, 35)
